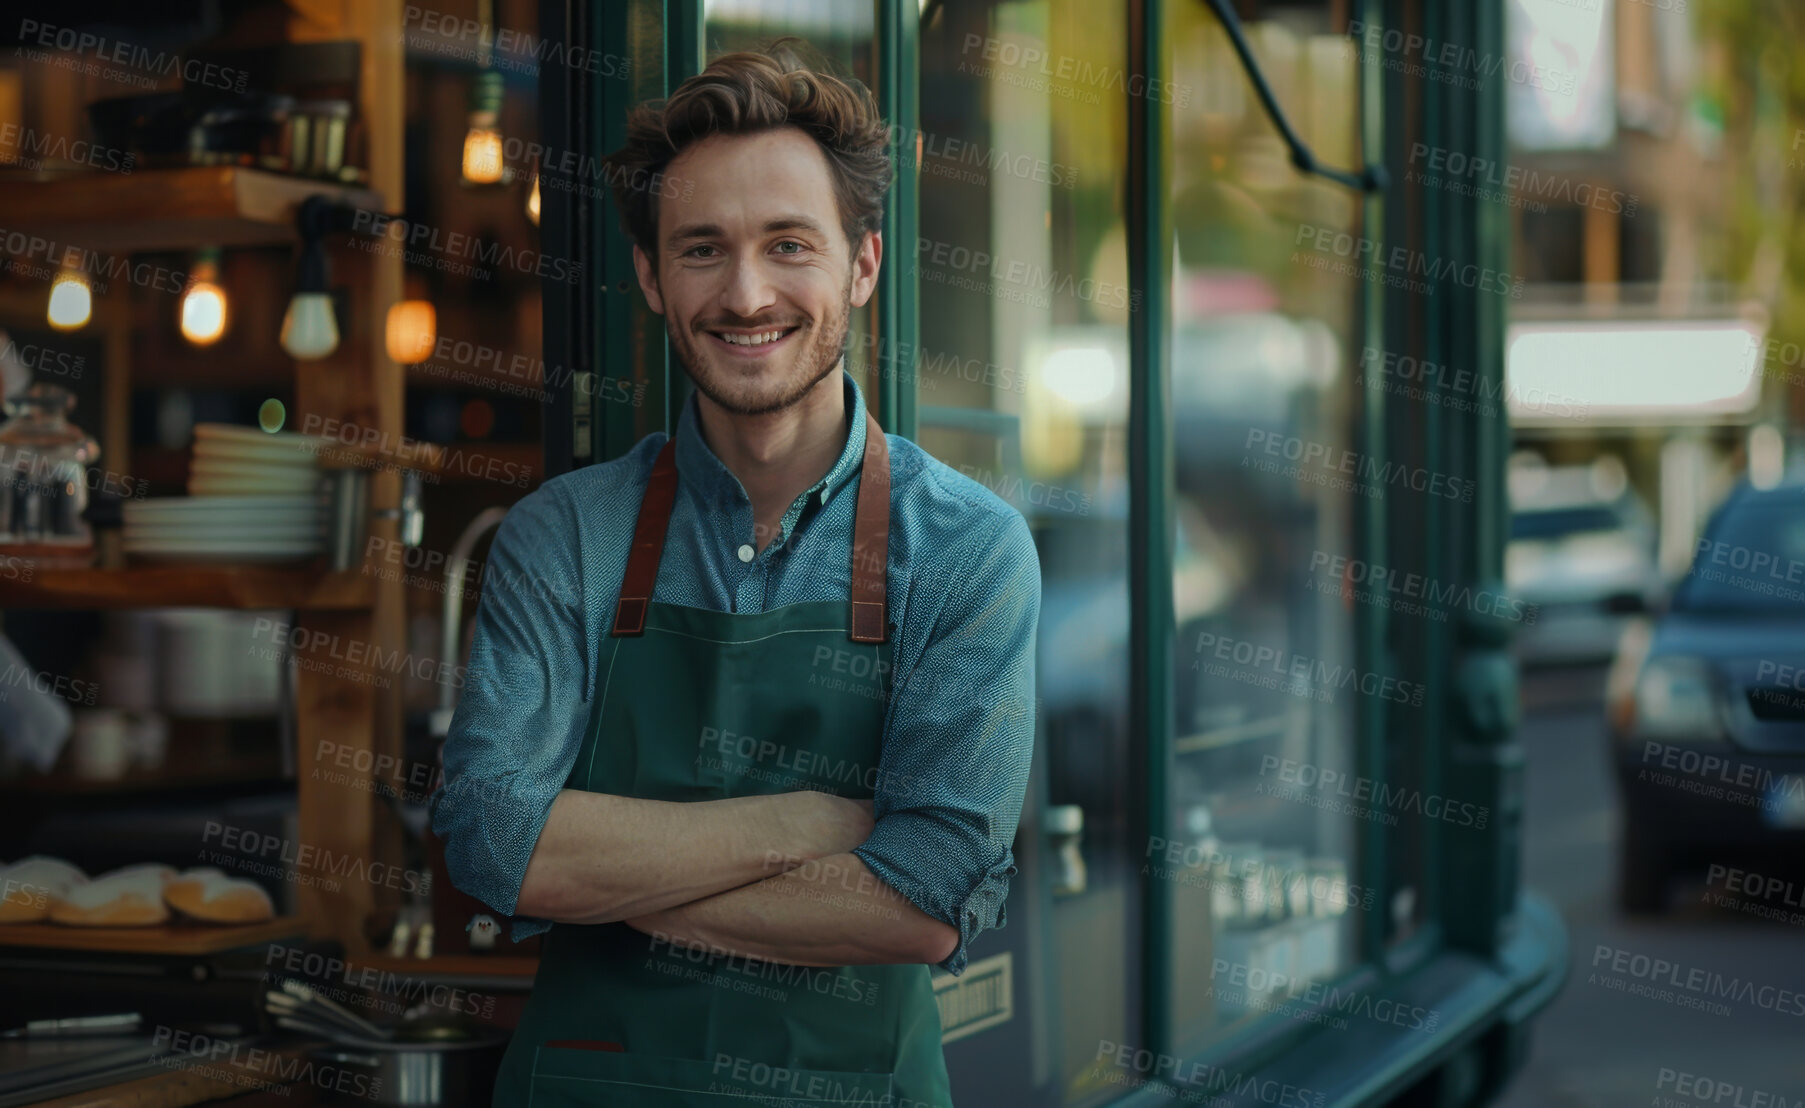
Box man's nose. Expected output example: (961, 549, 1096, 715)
(719, 256, 778, 320)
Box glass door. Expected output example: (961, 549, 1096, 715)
(915, 2, 1141, 1105)
(1159, 0, 1373, 1063)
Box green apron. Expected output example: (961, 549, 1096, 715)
(491, 413, 954, 1107)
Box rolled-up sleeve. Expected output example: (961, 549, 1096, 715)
(853, 508, 1040, 977)
(430, 479, 588, 942)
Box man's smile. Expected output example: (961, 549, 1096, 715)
(705, 324, 804, 356)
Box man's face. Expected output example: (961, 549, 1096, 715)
(633, 126, 882, 416)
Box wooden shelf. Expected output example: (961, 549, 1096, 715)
(2, 721, 289, 797)
(0, 915, 306, 954)
(0, 765, 287, 799)
(356, 953, 540, 978)
(0, 566, 373, 610)
(0, 166, 384, 252)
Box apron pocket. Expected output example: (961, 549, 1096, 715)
(528, 1043, 898, 1106)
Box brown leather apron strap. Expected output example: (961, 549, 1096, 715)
(610, 410, 891, 642)
(848, 410, 890, 643)
(610, 437, 679, 636)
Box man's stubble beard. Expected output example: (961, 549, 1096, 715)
(668, 268, 853, 417)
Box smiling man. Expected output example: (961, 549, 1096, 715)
(430, 41, 1041, 1107)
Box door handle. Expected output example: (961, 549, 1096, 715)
(1045, 804, 1087, 897)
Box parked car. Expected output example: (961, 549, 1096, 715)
(1507, 461, 1663, 667)
(1605, 478, 1805, 913)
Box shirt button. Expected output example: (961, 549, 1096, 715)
(737, 543, 755, 563)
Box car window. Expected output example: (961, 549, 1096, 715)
(1509, 503, 1629, 542)
(1675, 497, 1805, 612)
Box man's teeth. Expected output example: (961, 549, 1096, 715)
(719, 329, 787, 346)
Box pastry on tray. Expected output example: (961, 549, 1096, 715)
(49, 866, 171, 927)
(104, 863, 178, 883)
(0, 856, 88, 924)
(164, 867, 275, 924)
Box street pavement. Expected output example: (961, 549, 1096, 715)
(1494, 666, 1805, 1107)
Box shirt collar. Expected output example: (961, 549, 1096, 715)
(674, 367, 870, 511)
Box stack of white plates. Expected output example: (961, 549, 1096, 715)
(189, 423, 326, 497)
(122, 495, 326, 563)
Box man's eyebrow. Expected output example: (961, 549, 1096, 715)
(666, 222, 723, 247)
(664, 216, 829, 248)
(761, 216, 828, 236)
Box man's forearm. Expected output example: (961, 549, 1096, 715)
(621, 852, 959, 968)
(513, 790, 866, 924)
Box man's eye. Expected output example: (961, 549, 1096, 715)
(686, 245, 718, 259)
(775, 241, 805, 255)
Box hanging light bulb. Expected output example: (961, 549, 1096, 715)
(385, 299, 436, 364)
(46, 268, 91, 331)
(462, 68, 505, 185)
(526, 169, 541, 225)
(462, 2, 505, 188)
(281, 294, 338, 360)
(281, 228, 338, 361)
(462, 121, 503, 184)
(179, 249, 229, 346)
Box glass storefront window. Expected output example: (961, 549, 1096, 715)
(704, 0, 875, 78)
(1161, 0, 1367, 1055)
(914, 1, 1136, 1103)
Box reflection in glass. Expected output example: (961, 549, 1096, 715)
(1163, 0, 1365, 1055)
(915, 1, 1134, 1103)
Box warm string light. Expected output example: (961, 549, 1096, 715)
(46, 268, 91, 331)
(386, 299, 437, 364)
(462, 125, 504, 185)
(179, 251, 228, 346)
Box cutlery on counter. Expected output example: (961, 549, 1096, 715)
(1, 1013, 143, 1039)
(263, 980, 394, 1042)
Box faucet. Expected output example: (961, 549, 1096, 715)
(404, 506, 510, 960)
(429, 506, 510, 740)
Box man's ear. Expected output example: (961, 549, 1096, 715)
(632, 243, 664, 315)
(848, 230, 882, 310)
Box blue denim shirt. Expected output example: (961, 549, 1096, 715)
(430, 368, 1040, 976)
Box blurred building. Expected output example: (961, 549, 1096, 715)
(1503, 0, 1791, 579)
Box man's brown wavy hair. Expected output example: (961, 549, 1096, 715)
(602, 39, 893, 265)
